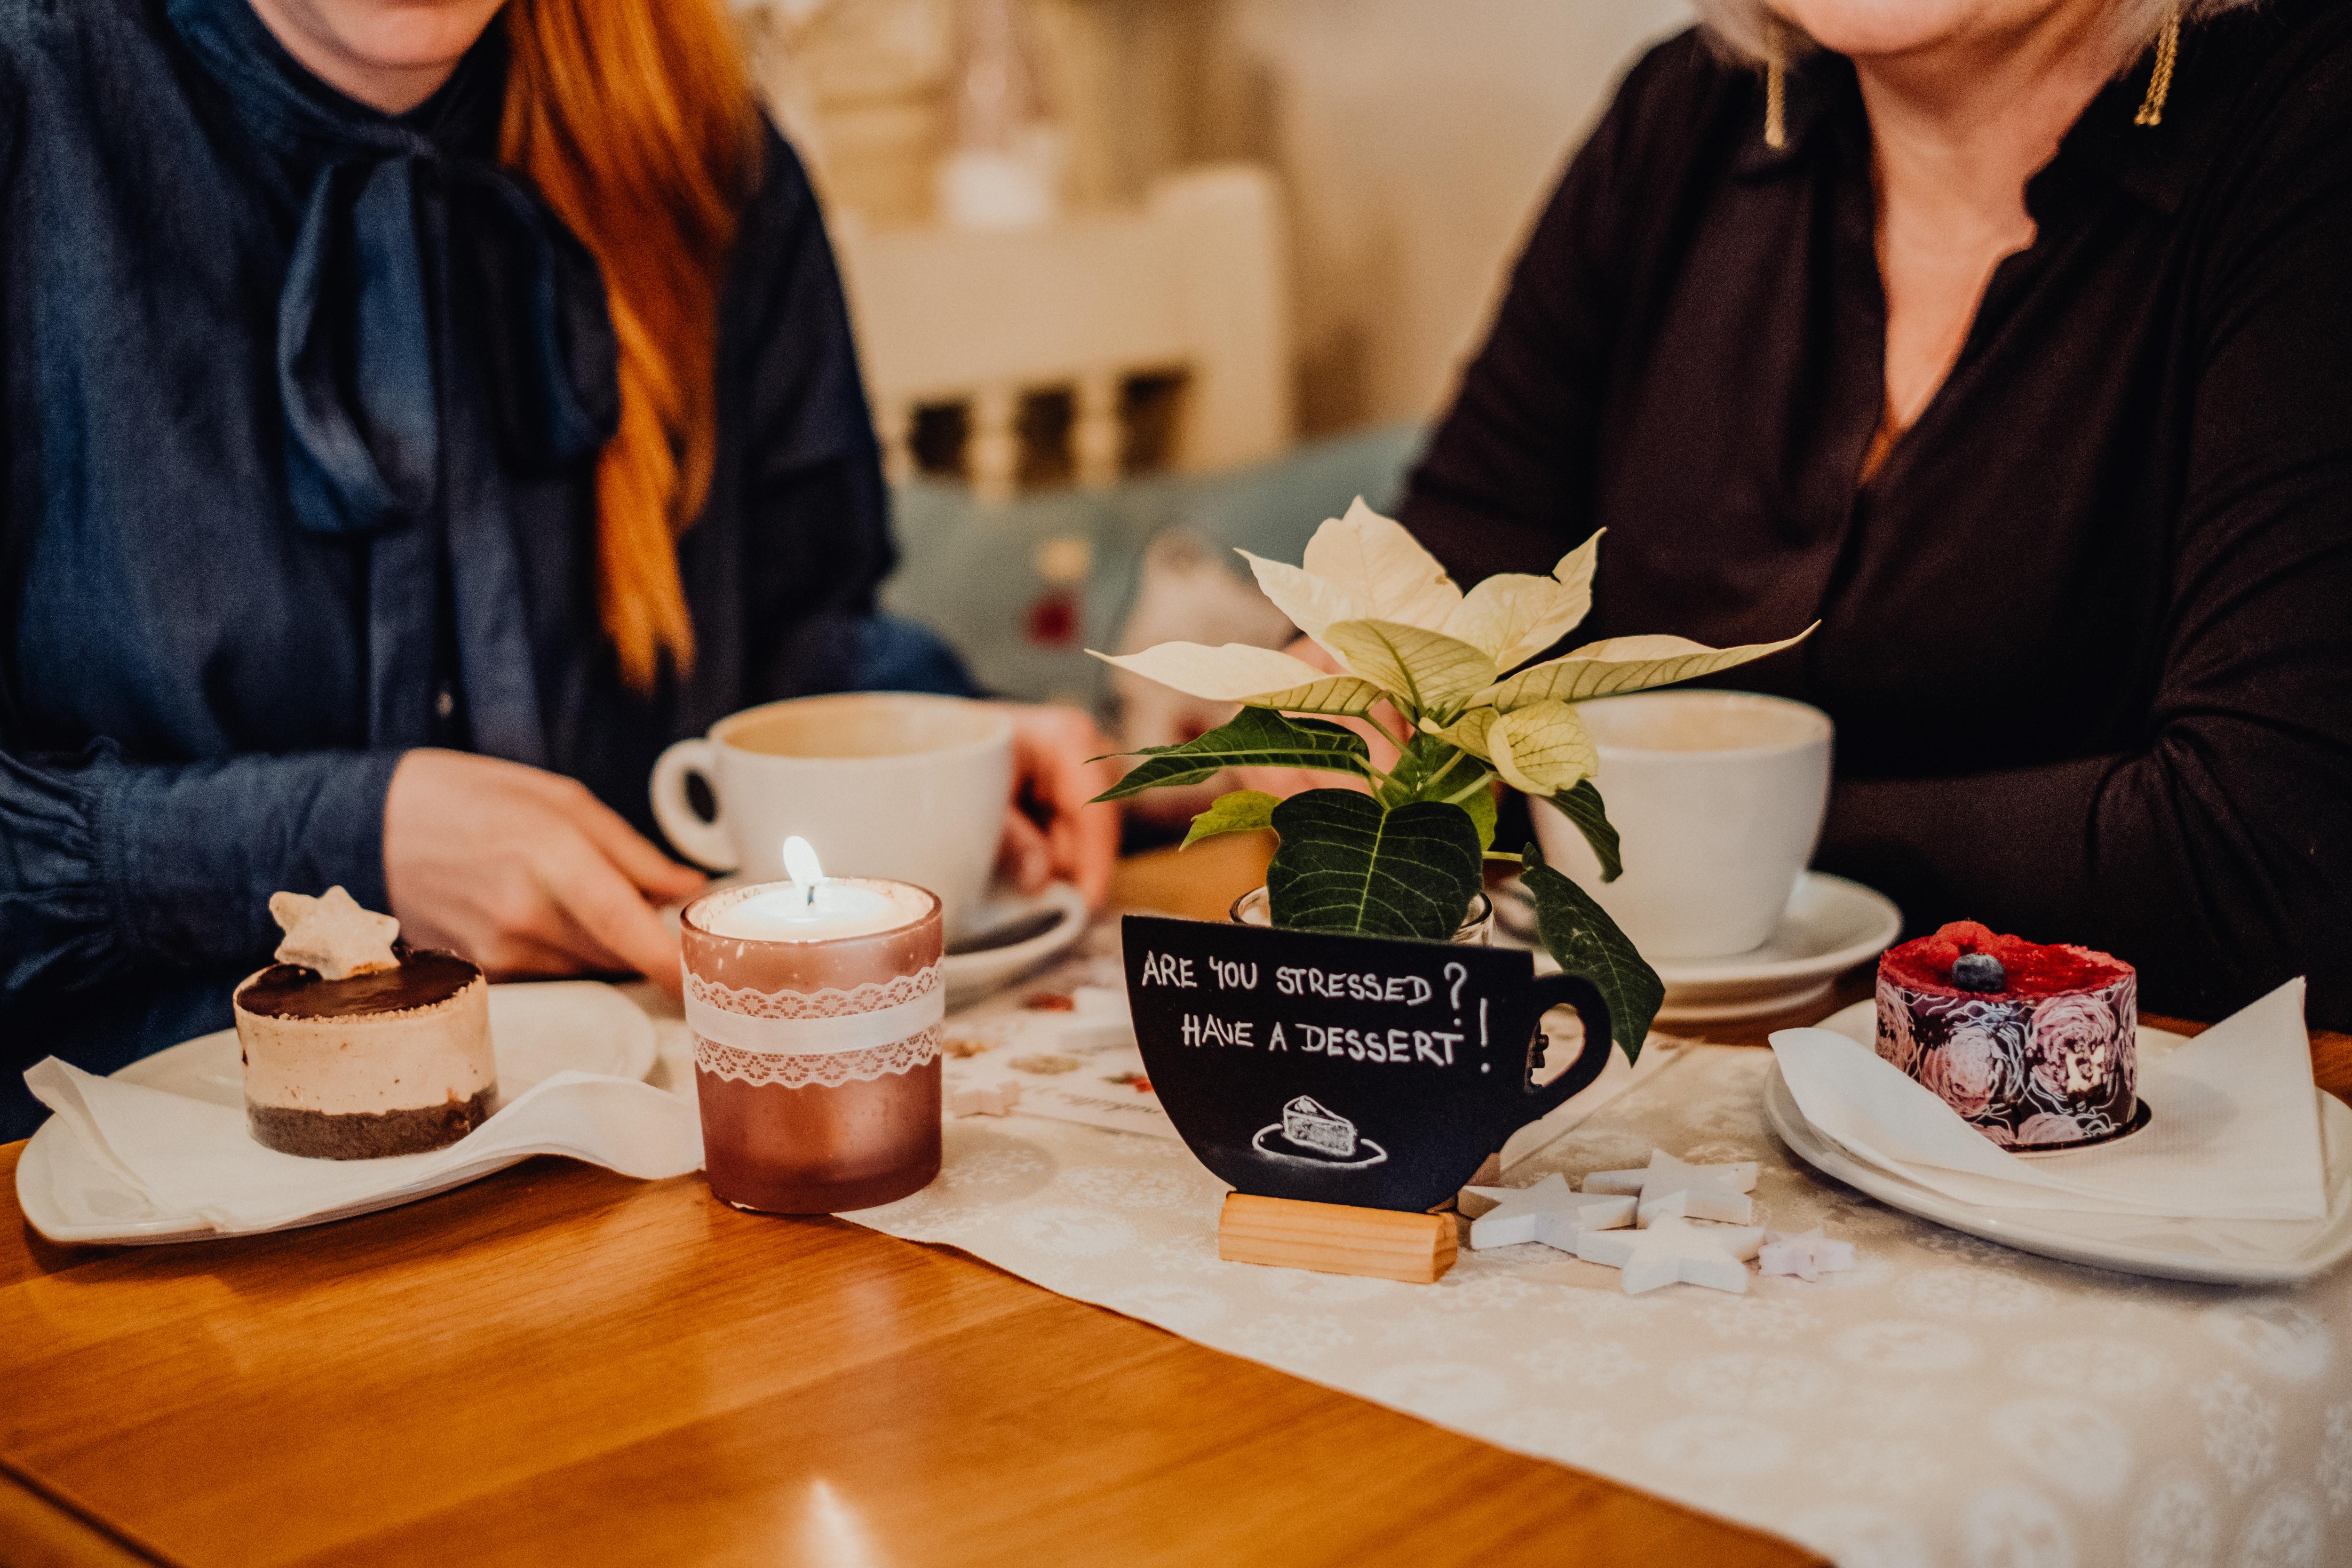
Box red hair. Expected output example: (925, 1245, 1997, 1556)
(500, 0, 761, 690)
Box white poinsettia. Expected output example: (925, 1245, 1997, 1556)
(1093, 497, 1810, 794)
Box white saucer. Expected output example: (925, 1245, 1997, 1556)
(15, 981, 657, 1247)
(664, 877, 1090, 1008)
(1765, 1000, 2352, 1284)
(1499, 871, 1902, 1021)
(941, 882, 1091, 1006)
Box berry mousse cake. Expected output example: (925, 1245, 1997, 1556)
(1875, 921, 2140, 1150)
(232, 887, 497, 1159)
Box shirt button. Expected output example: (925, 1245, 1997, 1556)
(434, 685, 455, 720)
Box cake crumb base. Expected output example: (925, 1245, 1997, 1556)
(248, 1086, 497, 1160)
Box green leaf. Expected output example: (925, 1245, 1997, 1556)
(1091, 708, 1372, 802)
(1461, 783, 1498, 852)
(1265, 791, 1484, 940)
(1542, 779, 1623, 882)
(1180, 789, 1281, 849)
(1377, 731, 1460, 804)
(1520, 839, 1661, 1064)
(1379, 732, 1496, 849)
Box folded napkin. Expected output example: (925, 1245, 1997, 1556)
(24, 1059, 702, 1234)
(1770, 978, 2327, 1221)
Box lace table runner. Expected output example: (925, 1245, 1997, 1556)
(845, 1043, 2352, 1568)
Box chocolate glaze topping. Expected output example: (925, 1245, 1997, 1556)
(235, 946, 480, 1019)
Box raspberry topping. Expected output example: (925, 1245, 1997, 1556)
(1880, 921, 2130, 997)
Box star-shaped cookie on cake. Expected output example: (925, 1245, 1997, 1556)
(1461, 1173, 1636, 1252)
(267, 885, 400, 980)
(1583, 1148, 1758, 1225)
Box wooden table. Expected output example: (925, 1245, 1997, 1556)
(7, 836, 2346, 1568)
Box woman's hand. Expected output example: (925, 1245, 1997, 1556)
(383, 749, 707, 992)
(995, 704, 1122, 910)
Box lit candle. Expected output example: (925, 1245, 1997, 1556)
(680, 840, 946, 1216)
(698, 837, 930, 942)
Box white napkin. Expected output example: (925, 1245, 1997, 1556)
(24, 1059, 702, 1234)
(1770, 979, 2326, 1221)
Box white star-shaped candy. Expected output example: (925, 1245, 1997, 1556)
(1572, 1196, 1765, 1294)
(1584, 1149, 1758, 1225)
(268, 886, 400, 980)
(1758, 1228, 1855, 1282)
(1461, 1174, 1635, 1252)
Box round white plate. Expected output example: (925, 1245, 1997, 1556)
(1766, 1000, 2352, 1283)
(664, 876, 1089, 1008)
(16, 981, 658, 1247)
(1499, 871, 1902, 1020)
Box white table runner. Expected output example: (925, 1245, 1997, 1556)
(844, 1038, 2352, 1568)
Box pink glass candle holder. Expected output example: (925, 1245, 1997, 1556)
(681, 880, 944, 1213)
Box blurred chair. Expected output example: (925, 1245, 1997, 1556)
(882, 422, 1426, 721)
(834, 163, 1295, 501)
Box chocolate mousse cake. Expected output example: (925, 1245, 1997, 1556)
(1876, 921, 2139, 1150)
(233, 888, 497, 1158)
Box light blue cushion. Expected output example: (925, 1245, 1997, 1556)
(882, 423, 1429, 710)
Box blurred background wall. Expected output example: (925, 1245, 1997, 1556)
(748, 0, 1696, 439)
(733, 0, 1700, 739)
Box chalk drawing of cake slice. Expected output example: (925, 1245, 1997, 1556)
(1281, 1095, 1357, 1156)
(1251, 1096, 1387, 1168)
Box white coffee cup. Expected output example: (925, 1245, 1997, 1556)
(651, 693, 1015, 940)
(1531, 690, 1832, 960)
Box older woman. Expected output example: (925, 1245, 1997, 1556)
(0, 0, 1117, 1137)
(1399, 0, 2352, 1027)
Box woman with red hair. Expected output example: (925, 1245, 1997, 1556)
(0, 0, 1117, 1135)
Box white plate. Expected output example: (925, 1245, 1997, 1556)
(15, 981, 657, 1247)
(1764, 1000, 2352, 1283)
(664, 876, 1090, 1008)
(1499, 871, 1902, 1020)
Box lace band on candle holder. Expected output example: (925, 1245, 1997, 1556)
(686, 965, 940, 1019)
(695, 1026, 941, 1088)
(684, 962, 945, 1064)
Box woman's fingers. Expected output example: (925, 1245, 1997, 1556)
(997, 804, 1053, 893)
(385, 748, 688, 992)
(535, 844, 686, 994)
(1004, 704, 1122, 906)
(549, 775, 709, 900)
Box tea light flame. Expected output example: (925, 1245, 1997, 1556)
(783, 835, 824, 907)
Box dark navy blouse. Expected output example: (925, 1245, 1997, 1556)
(0, 0, 967, 1133)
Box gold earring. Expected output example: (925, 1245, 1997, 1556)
(2135, 4, 2182, 127)
(1763, 15, 1788, 149)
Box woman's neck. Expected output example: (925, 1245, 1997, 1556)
(1851, 1, 2134, 432)
(242, 0, 500, 116)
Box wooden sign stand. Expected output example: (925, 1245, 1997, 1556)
(1217, 1193, 1458, 1284)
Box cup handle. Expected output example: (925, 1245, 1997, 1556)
(1520, 972, 1617, 1117)
(649, 739, 740, 872)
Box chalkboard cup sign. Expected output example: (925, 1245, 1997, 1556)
(1121, 915, 1614, 1213)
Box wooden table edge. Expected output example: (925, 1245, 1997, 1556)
(0, 1452, 172, 1568)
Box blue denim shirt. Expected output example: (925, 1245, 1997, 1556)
(0, 0, 969, 1136)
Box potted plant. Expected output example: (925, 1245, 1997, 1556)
(1090, 500, 1807, 1216)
